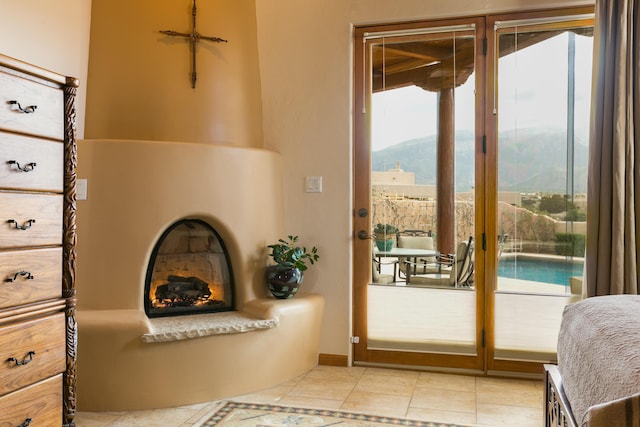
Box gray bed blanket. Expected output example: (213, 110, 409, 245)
(584, 391, 640, 427)
(557, 295, 640, 426)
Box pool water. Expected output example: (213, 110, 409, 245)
(497, 257, 584, 286)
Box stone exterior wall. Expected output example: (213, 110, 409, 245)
(372, 197, 474, 246)
(372, 197, 585, 254)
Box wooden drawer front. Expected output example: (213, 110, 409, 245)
(0, 133, 63, 192)
(0, 248, 62, 309)
(0, 193, 62, 249)
(0, 70, 63, 140)
(0, 374, 62, 426)
(0, 313, 65, 396)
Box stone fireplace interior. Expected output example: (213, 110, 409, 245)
(145, 218, 234, 317)
(75, 139, 324, 411)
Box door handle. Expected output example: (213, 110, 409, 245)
(357, 230, 371, 240)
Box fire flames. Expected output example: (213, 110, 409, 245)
(149, 273, 225, 310)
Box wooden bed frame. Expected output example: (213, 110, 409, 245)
(545, 364, 578, 427)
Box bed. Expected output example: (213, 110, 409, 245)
(545, 295, 640, 427)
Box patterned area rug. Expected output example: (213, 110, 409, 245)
(197, 401, 470, 426)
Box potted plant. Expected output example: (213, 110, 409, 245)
(373, 223, 398, 251)
(265, 235, 319, 299)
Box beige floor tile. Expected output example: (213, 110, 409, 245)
(190, 401, 228, 427)
(341, 390, 411, 418)
(287, 377, 356, 400)
(477, 377, 544, 408)
(175, 402, 212, 411)
(410, 387, 476, 414)
(277, 394, 344, 410)
(186, 401, 225, 425)
(364, 367, 421, 380)
(476, 403, 543, 427)
(230, 383, 295, 404)
(75, 365, 549, 426)
(354, 370, 418, 396)
(105, 407, 201, 427)
(75, 411, 123, 426)
(417, 371, 477, 392)
(303, 365, 366, 382)
(406, 407, 477, 425)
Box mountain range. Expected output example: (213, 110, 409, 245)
(372, 128, 589, 194)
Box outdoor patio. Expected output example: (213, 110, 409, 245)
(368, 263, 581, 363)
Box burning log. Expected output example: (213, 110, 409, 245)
(167, 275, 209, 290)
(155, 275, 212, 305)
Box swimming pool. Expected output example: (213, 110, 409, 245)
(497, 257, 584, 286)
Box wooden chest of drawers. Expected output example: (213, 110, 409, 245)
(0, 54, 77, 426)
(0, 375, 64, 426)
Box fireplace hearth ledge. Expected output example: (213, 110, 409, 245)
(141, 311, 279, 343)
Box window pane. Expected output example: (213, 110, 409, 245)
(495, 25, 593, 361)
(368, 30, 477, 354)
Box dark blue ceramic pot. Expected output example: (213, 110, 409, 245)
(265, 265, 304, 299)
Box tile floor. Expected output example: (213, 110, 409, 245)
(75, 365, 544, 427)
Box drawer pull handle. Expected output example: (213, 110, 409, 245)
(7, 160, 37, 172)
(7, 351, 36, 366)
(17, 419, 32, 427)
(5, 271, 34, 283)
(7, 219, 36, 230)
(8, 100, 37, 114)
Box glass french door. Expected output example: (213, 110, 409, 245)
(353, 7, 594, 373)
(353, 17, 486, 371)
(486, 11, 594, 373)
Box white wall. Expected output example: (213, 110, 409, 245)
(0, 0, 92, 138)
(254, 0, 593, 359)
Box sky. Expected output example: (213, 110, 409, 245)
(371, 32, 594, 151)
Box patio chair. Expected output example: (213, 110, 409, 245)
(372, 256, 396, 284)
(498, 233, 508, 258)
(409, 236, 474, 288)
(396, 229, 437, 278)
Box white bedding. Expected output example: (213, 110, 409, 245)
(557, 295, 640, 426)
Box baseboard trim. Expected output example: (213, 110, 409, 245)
(318, 353, 348, 367)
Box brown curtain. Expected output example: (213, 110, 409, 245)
(585, 0, 640, 296)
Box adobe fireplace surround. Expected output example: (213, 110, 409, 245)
(74, 140, 324, 411)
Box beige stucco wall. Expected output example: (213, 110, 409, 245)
(0, 0, 92, 138)
(254, 0, 594, 360)
(0, 0, 595, 367)
(84, 0, 263, 147)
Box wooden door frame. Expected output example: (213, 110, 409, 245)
(353, 5, 593, 374)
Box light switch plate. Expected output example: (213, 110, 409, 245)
(77, 179, 88, 200)
(305, 176, 322, 193)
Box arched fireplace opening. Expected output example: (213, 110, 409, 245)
(144, 219, 235, 318)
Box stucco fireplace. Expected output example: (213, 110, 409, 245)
(74, 139, 324, 411)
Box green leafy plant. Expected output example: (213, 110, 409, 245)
(555, 233, 586, 257)
(373, 223, 398, 238)
(267, 235, 319, 271)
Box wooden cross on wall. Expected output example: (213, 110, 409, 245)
(159, 0, 228, 88)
